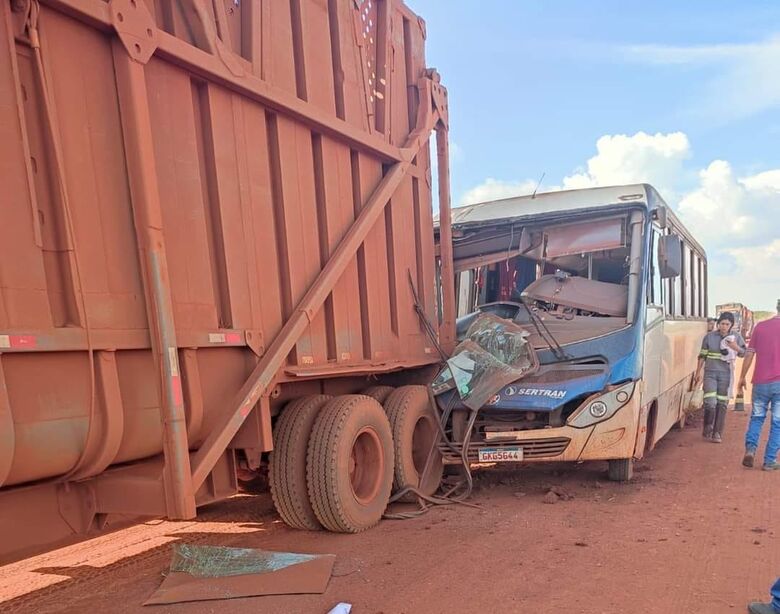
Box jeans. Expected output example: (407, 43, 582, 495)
(745, 381, 780, 466)
(772, 576, 780, 613)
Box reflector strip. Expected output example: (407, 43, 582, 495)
(208, 332, 242, 344)
(0, 335, 37, 349)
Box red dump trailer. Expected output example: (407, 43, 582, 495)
(0, 0, 456, 561)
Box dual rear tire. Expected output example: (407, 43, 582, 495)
(384, 386, 444, 502)
(268, 395, 332, 530)
(307, 395, 394, 533)
(268, 386, 444, 533)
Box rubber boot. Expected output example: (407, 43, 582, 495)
(712, 405, 727, 442)
(702, 407, 715, 439)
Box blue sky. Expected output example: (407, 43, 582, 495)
(408, 1, 780, 312)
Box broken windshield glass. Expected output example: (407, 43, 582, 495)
(434, 313, 539, 410)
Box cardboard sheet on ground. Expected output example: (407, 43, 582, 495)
(144, 544, 335, 605)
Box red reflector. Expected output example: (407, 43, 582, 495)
(10, 335, 36, 348)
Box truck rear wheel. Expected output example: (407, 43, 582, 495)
(607, 458, 634, 482)
(384, 386, 443, 502)
(269, 395, 332, 530)
(360, 385, 395, 404)
(307, 395, 394, 533)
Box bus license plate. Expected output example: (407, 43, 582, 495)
(478, 447, 523, 462)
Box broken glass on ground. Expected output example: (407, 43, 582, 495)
(144, 544, 336, 606)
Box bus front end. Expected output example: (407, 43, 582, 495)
(438, 184, 706, 480)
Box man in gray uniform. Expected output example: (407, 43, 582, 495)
(694, 312, 746, 442)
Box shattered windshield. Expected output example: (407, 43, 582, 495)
(473, 215, 638, 318)
(453, 211, 645, 349)
(521, 216, 630, 318)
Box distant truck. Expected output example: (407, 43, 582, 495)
(716, 303, 754, 340)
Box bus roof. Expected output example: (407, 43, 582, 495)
(442, 183, 706, 259)
(449, 184, 662, 226)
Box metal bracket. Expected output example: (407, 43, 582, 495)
(109, 0, 158, 64)
(427, 69, 449, 129)
(244, 329, 265, 357)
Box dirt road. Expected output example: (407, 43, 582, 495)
(1, 409, 777, 614)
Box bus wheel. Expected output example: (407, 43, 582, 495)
(360, 385, 395, 404)
(269, 395, 332, 530)
(607, 458, 634, 482)
(307, 395, 394, 533)
(384, 386, 444, 502)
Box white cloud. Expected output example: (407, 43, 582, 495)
(461, 131, 690, 204)
(457, 131, 780, 311)
(677, 160, 780, 250)
(622, 36, 780, 122)
(711, 241, 780, 312)
(561, 131, 690, 198)
(740, 168, 780, 191)
(460, 178, 540, 205)
(676, 161, 780, 310)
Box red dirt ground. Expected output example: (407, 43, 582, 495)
(1, 408, 778, 614)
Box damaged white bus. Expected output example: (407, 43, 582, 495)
(435, 184, 707, 480)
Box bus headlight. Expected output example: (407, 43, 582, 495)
(567, 382, 636, 429)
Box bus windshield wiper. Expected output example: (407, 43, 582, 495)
(520, 297, 569, 361)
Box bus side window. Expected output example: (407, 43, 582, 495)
(681, 244, 690, 316)
(649, 227, 665, 313)
(699, 257, 706, 316)
(688, 246, 697, 317)
(672, 263, 682, 317)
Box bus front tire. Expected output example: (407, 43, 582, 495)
(607, 458, 634, 482)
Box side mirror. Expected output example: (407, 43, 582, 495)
(658, 234, 682, 278)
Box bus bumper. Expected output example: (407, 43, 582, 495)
(442, 394, 641, 464)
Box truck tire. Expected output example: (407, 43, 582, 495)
(360, 385, 395, 404)
(607, 458, 634, 482)
(383, 385, 443, 502)
(269, 395, 332, 530)
(307, 395, 394, 533)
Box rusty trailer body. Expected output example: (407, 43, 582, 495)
(0, 0, 455, 561)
